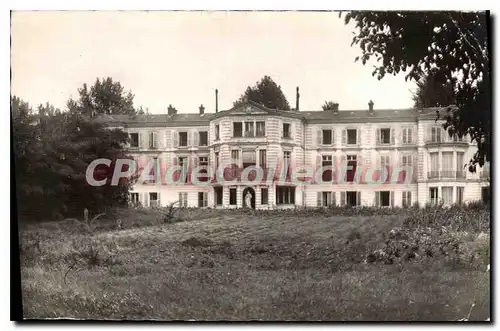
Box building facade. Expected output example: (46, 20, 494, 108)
(98, 99, 490, 209)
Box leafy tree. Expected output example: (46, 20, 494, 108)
(341, 11, 490, 170)
(412, 69, 456, 108)
(234, 75, 291, 110)
(68, 77, 136, 116)
(12, 96, 131, 221)
(322, 101, 339, 111)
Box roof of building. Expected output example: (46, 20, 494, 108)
(95, 101, 454, 127)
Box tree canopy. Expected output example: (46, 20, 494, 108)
(12, 95, 132, 221)
(341, 11, 490, 170)
(321, 101, 339, 111)
(234, 75, 291, 110)
(67, 77, 136, 116)
(412, 69, 456, 108)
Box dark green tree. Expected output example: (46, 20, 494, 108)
(321, 101, 339, 111)
(68, 77, 136, 116)
(412, 69, 456, 108)
(12, 95, 131, 221)
(234, 75, 291, 110)
(341, 11, 490, 170)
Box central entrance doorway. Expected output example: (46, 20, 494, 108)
(242, 187, 256, 209)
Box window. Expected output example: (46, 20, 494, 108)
(322, 130, 333, 145)
(178, 192, 188, 207)
(442, 152, 453, 177)
(442, 187, 453, 205)
(346, 155, 357, 183)
(199, 132, 208, 146)
(149, 192, 159, 208)
(481, 187, 490, 204)
(214, 152, 219, 169)
(198, 192, 208, 207)
(344, 191, 359, 207)
(179, 132, 188, 147)
(244, 122, 254, 137)
(198, 156, 209, 182)
(130, 192, 139, 205)
(231, 150, 240, 164)
(242, 150, 256, 169)
(402, 191, 412, 208)
(283, 123, 291, 138)
(215, 187, 223, 206)
(457, 152, 465, 178)
(322, 155, 333, 182)
(401, 155, 412, 167)
(215, 124, 220, 141)
(380, 128, 391, 144)
(261, 188, 269, 205)
(256, 122, 266, 137)
(430, 187, 439, 205)
(347, 129, 357, 145)
(229, 188, 237, 205)
(318, 192, 333, 207)
(178, 157, 187, 169)
(149, 132, 157, 149)
(429, 152, 439, 178)
(150, 157, 159, 182)
(380, 155, 390, 168)
(283, 151, 291, 165)
(402, 128, 413, 144)
(233, 122, 243, 137)
(259, 150, 267, 169)
(276, 186, 295, 205)
(431, 127, 442, 142)
(377, 191, 391, 207)
(130, 133, 139, 148)
(456, 187, 464, 205)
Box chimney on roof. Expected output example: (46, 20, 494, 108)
(199, 104, 205, 115)
(215, 89, 219, 113)
(167, 104, 177, 115)
(296, 87, 300, 111)
(368, 100, 374, 113)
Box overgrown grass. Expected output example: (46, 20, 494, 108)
(19, 203, 490, 321)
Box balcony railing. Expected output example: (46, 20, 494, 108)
(428, 170, 467, 180)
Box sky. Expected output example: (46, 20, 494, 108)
(11, 11, 417, 114)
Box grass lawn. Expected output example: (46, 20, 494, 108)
(19, 207, 490, 321)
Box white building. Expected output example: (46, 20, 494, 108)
(97, 93, 490, 209)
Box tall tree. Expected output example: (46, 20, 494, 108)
(341, 11, 490, 170)
(12, 96, 131, 221)
(322, 101, 339, 111)
(412, 69, 456, 108)
(68, 77, 136, 116)
(234, 75, 291, 110)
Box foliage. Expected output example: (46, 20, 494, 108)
(12, 95, 132, 221)
(321, 100, 339, 111)
(67, 77, 137, 116)
(412, 69, 456, 108)
(233, 75, 291, 110)
(341, 11, 490, 170)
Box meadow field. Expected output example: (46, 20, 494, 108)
(19, 205, 490, 321)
